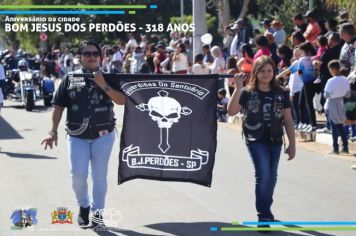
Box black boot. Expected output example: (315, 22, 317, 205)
(78, 206, 90, 226)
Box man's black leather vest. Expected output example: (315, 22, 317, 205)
(65, 69, 115, 139)
(242, 89, 285, 142)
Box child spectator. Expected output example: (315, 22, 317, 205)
(217, 88, 229, 122)
(312, 35, 328, 61)
(192, 54, 210, 75)
(297, 42, 317, 131)
(312, 35, 329, 84)
(276, 48, 304, 127)
(277, 44, 293, 73)
(324, 60, 350, 154)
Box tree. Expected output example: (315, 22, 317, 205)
(325, 0, 356, 23)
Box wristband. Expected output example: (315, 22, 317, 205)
(49, 131, 58, 136)
(103, 84, 111, 93)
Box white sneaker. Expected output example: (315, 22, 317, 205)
(297, 123, 303, 130)
(303, 124, 313, 132)
(314, 78, 321, 84)
(301, 123, 308, 130)
(316, 127, 331, 133)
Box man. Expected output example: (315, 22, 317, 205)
(202, 44, 214, 64)
(271, 20, 286, 46)
(153, 42, 166, 74)
(303, 11, 321, 45)
(319, 33, 343, 106)
(41, 41, 126, 227)
(339, 23, 355, 75)
(261, 19, 274, 34)
(230, 18, 249, 58)
(293, 13, 307, 33)
(110, 45, 123, 73)
(63, 47, 74, 75)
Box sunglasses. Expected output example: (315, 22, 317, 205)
(82, 51, 100, 57)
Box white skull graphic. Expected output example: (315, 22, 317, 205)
(136, 90, 192, 129)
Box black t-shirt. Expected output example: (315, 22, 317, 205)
(239, 88, 291, 143)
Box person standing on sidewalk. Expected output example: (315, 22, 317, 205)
(324, 60, 350, 154)
(41, 41, 126, 227)
(227, 56, 296, 229)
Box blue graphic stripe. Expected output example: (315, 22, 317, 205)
(150, 5, 158, 9)
(210, 226, 218, 231)
(0, 10, 125, 15)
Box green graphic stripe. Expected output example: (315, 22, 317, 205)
(0, 5, 147, 9)
(221, 227, 356, 231)
(129, 11, 136, 14)
(231, 222, 240, 225)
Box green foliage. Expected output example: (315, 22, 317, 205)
(256, 0, 306, 33)
(170, 14, 218, 44)
(170, 14, 217, 32)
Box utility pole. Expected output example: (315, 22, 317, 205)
(193, 0, 207, 57)
(309, 0, 313, 11)
(180, 0, 184, 24)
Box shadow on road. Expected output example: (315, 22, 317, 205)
(138, 221, 336, 236)
(0, 151, 57, 160)
(3, 103, 53, 113)
(0, 116, 23, 140)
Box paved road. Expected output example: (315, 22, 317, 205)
(0, 100, 356, 236)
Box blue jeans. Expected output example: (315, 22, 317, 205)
(330, 122, 348, 151)
(67, 131, 115, 211)
(246, 142, 282, 221)
(344, 125, 356, 138)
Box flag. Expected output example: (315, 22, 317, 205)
(106, 74, 218, 187)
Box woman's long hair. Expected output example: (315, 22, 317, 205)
(247, 56, 281, 92)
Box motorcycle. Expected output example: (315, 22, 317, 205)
(19, 71, 36, 111)
(42, 77, 54, 107)
(7, 70, 37, 111)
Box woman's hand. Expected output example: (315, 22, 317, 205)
(91, 71, 106, 88)
(285, 144, 296, 161)
(233, 73, 247, 90)
(41, 134, 58, 150)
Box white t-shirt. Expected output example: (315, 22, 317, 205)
(324, 75, 350, 109)
(288, 61, 304, 96)
(209, 57, 225, 74)
(112, 51, 123, 62)
(172, 53, 189, 72)
(192, 63, 210, 74)
(126, 39, 138, 48)
(324, 76, 350, 98)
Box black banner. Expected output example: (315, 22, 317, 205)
(106, 74, 218, 187)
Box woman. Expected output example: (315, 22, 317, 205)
(253, 35, 271, 62)
(227, 56, 295, 228)
(225, 56, 238, 96)
(172, 43, 189, 74)
(237, 43, 253, 85)
(41, 41, 126, 227)
(209, 45, 226, 89)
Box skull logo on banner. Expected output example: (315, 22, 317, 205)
(136, 90, 192, 153)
